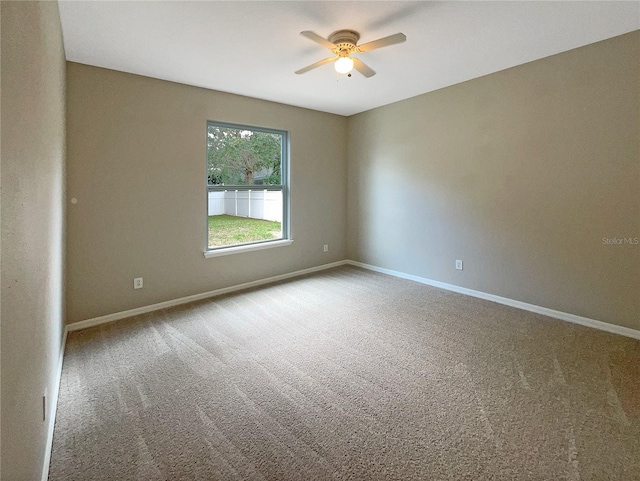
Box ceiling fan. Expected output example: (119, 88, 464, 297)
(295, 29, 407, 78)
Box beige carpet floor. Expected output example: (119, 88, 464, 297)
(49, 266, 639, 480)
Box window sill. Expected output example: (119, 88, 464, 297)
(204, 239, 293, 258)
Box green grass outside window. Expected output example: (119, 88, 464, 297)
(208, 215, 282, 248)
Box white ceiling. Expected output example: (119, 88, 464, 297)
(58, 1, 639, 117)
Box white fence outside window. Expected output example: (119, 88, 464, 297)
(208, 190, 282, 223)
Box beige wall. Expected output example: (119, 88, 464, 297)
(66, 64, 347, 323)
(1, 1, 67, 479)
(347, 31, 639, 330)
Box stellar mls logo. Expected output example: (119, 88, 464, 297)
(602, 237, 639, 245)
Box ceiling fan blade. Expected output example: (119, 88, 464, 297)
(356, 33, 406, 52)
(300, 31, 337, 50)
(353, 58, 376, 78)
(295, 57, 337, 75)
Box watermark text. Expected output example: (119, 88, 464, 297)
(602, 237, 639, 245)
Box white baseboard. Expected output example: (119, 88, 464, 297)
(67, 260, 349, 332)
(66, 258, 640, 341)
(346, 260, 640, 341)
(41, 326, 68, 481)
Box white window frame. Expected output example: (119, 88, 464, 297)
(204, 121, 291, 257)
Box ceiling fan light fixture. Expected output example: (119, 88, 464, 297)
(296, 29, 405, 78)
(334, 56, 354, 74)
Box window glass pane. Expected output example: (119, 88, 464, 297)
(207, 125, 282, 186)
(206, 121, 287, 251)
(207, 189, 283, 249)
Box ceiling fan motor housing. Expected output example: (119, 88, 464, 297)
(329, 30, 360, 55)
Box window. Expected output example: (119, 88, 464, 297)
(205, 121, 289, 255)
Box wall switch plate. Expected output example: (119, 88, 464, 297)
(134, 277, 143, 289)
(323, 244, 328, 252)
(455, 260, 463, 270)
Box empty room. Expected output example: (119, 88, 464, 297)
(1, 1, 639, 480)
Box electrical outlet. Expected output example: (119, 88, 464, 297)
(134, 277, 143, 289)
(455, 260, 463, 271)
(323, 244, 329, 252)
